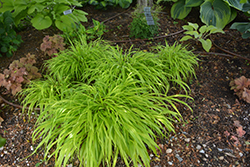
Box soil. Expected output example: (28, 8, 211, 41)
(1, 4, 250, 167)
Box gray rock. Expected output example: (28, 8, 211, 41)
(175, 154, 183, 162)
(196, 145, 201, 150)
(199, 149, 205, 154)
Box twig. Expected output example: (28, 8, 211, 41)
(0, 94, 40, 111)
(210, 37, 250, 61)
(111, 29, 185, 43)
(193, 51, 237, 59)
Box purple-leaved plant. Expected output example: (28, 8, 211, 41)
(0, 53, 41, 95)
(230, 76, 250, 103)
(40, 35, 65, 57)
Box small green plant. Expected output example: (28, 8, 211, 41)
(20, 36, 198, 167)
(0, 11, 23, 57)
(85, 19, 108, 39)
(79, 0, 132, 9)
(0, 53, 41, 95)
(40, 35, 66, 57)
(230, 76, 250, 103)
(61, 19, 107, 44)
(0, 135, 6, 147)
(129, 8, 160, 39)
(180, 22, 224, 52)
(0, 0, 88, 31)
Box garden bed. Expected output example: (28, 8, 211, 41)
(0, 4, 250, 167)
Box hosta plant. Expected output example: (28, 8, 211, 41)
(0, 53, 41, 95)
(159, 0, 237, 29)
(230, 76, 250, 103)
(0, 0, 88, 31)
(40, 35, 65, 57)
(20, 36, 198, 167)
(180, 22, 224, 52)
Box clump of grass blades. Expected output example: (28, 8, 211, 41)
(154, 42, 199, 92)
(20, 37, 197, 167)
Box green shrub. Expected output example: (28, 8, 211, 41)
(20, 36, 198, 167)
(60, 19, 107, 45)
(129, 11, 160, 39)
(0, 11, 23, 57)
(79, 0, 132, 9)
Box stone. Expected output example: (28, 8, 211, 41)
(218, 156, 224, 160)
(166, 148, 172, 154)
(196, 145, 201, 150)
(184, 138, 191, 142)
(199, 149, 205, 154)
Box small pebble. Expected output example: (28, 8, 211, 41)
(184, 138, 191, 142)
(199, 149, 205, 154)
(239, 152, 243, 157)
(175, 154, 183, 162)
(166, 148, 172, 154)
(168, 161, 173, 165)
(196, 145, 201, 150)
(219, 156, 224, 160)
(217, 148, 223, 152)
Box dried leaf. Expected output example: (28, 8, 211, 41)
(234, 76, 250, 90)
(236, 126, 246, 138)
(231, 135, 240, 145)
(224, 130, 230, 137)
(0, 116, 4, 126)
(0, 73, 7, 87)
(233, 120, 241, 127)
(242, 88, 250, 103)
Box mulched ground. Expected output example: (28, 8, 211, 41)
(1, 4, 250, 167)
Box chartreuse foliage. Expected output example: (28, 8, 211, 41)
(20, 36, 198, 167)
(0, 0, 88, 31)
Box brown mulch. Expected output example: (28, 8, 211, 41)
(1, 4, 250, 167)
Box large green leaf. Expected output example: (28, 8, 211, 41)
(31, 14, 52, 30)
(72, 9, 88, 22)
(171, 0, 192, 19)
(0, 0, 15, 13)
(12, 0, 30, 17)
(118, 0, 132, 8)
(28, 3, 45, 14)
(224, 0, 244, 10)
(200, 0, 232, 29)
(185, 0, 204, 7)
(55, 15, 75, 31)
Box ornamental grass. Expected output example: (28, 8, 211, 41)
(20, 35, 198, 167)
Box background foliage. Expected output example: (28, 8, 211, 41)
(158, 0, 250, 30)
(79, 0, 132, 9)
(0, 11, 23, 57)
(0, 0, 88, 31)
